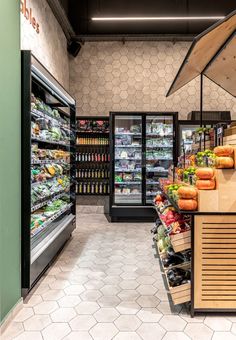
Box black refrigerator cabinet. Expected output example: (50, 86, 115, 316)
(21, 51, 76, 296)
(109, 112, 178, 222)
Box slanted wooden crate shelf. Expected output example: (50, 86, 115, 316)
(169, 283, 191, 305)
(170, 230, 191, 252)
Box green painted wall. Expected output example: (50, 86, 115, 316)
(0, 1, 21, 322)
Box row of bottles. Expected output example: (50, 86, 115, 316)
(77, 182, 110, 194)
(76, 137, 109, 145)
(77, 167, 109, 179)
(77, 152, 110, 162)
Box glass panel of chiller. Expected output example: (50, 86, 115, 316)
(114, 115, 142, 204)
(146, 115, 173, 204)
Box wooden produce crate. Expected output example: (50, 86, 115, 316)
(169, 282, 191, 305)
(224, 127, 236, 137)
(165, 262, 191, 305)
(170, 230, 191, 252)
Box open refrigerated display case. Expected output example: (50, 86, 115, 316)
(109, 112, 178, 221)
(21, 51, 76, 296)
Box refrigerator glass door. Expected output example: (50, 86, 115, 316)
(146, 115, 174, 204)
(114, 115, 142, 205)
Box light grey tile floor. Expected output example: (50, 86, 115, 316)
(2, 213, 236, 340)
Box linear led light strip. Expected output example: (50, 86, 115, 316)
(92, 16, 224, 21)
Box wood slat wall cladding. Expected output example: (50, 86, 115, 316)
(194, 215, 236, 309)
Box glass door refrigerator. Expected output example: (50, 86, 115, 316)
(21, 51, 76, 296)
(109, 112, 178, 222)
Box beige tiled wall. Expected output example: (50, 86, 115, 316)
(21, 0, 69, 90)
(70, 41, 236, 119)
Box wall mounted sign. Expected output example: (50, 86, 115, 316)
(20, 0, 40, 34)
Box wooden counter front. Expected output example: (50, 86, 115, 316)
(194, 214, 236, 310)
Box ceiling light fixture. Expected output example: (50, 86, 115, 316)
(91, 16, 224, 21)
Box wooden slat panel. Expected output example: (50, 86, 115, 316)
(194, 215, 236, 309)
(172, 294, 190, 305)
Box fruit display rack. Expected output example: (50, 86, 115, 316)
(152, 191, 192, 306)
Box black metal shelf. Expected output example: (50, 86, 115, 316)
(32, 137, 71, 148)
(76, 160, 110, 164)
(76, 193, 109, 196)
(76, 144, 109, 147)
(77, 131, 109, 135)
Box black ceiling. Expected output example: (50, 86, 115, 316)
(60, 0, 236, 38)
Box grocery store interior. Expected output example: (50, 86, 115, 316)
(1, 1, 236, 339)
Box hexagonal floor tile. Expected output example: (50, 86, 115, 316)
(119, 280, 139, 290)
(63, 332, 93, 340)
(184, 323, 213, 340)
(136, 308, 162, 322)
(64, 284, 85, 295)
(137, 323, 166, 340)
(162, 332, 191, 340)
(23, 314, 51, 331)
(116, 301, 141, 315)
(69, 315, 97, 331)
(136, 285, 157, 296)
(94, 307, 119, 322)
(89, 323, 118, 340)
(13, 331, 43, 340)
(204, 316, 232, 331)
(100, 285, 121, 296)
(136, 296, 160, 308)
(118, 290, 140, 302)
(58, 295, 81, 308)
(114, 315, 142, 331)
(76, 301, 100, 315)
(113, 332, 142, 340)
(42, 289, 65, 301)
(49, 279, 70, 290)
(159, 315, 187, 331)
(212, 332, 236, 340)
(51, 307, 76, 322)
(136, 276, 155, 285)
(98, 295, 121, 307)
(81, 290, 102, 302)
(85, 279, 104, 290)
(42, 323, 71, 340)
(13, 308, 34, 322)
(34, 301, 58, 315)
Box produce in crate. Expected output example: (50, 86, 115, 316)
(195, 167, 215, 180)
(196, 179, 215, 190)
(178, 199, 198, 211)
(177, 186, 197, 199)
(167, 267, 191, 287)
(215, 156, 234, 169)
(214, 145, 234, 157)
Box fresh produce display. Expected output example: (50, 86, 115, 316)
(195, 179, 216, 190)
(214, 145, 234, 157)
(31, 163, 70, 183)
(31, 94, 70, 126)
(195, 167, 215, 180)
(167, 267, 191, 287)
(182, 167, 197, 184)
(178, 199, 198, 211)
(215, 156, 234, 169)
(31, 176, 70, 206)
(31, 196, 71, 236)
(177, 186, 197, 199)
(31, 95, 74, 145)
(31, 145, 70, 163)
(196, 149, 216, 167)
(162, 248, 191, 268)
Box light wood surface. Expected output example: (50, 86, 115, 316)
(205, 33, 236, 97)
(194, 215, 236, 309)
(167, 12, 236, 96)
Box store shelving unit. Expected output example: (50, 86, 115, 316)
(21, 51, 76, 296)
(109, 112, 178, 222)
(76, 116, 110, 195)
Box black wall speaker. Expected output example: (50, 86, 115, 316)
(67, 41, 81, 57)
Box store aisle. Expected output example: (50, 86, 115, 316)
(3, 213, 236, 340)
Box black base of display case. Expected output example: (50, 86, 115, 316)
(22, 216, 76, 298)
(109, 206, 156, 222)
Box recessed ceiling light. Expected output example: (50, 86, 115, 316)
(91, 16, 224, 21)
